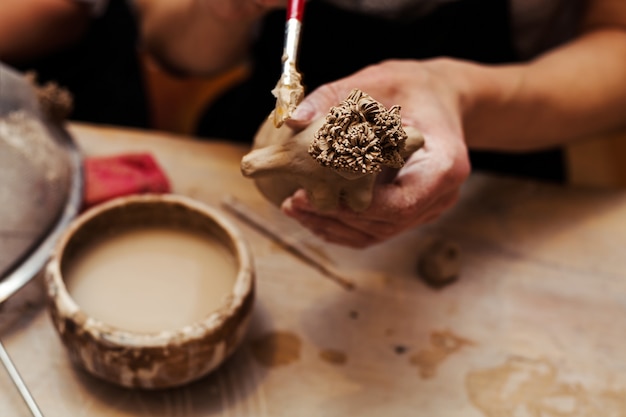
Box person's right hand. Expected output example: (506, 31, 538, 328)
(281, 59, 473, 248)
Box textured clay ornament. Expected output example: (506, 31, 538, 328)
(241, 89, 425, 212)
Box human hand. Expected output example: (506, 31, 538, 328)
(282, 59, 471, 248)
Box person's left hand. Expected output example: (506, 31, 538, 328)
(282, 59, 471, 248)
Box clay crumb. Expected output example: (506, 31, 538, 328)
(319, 349, 348, 365)
(418, 238, 462, 289)
(309, 89, 408, 175)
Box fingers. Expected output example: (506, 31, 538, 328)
(277, 123, 468, 248)
(275, 60, 471, 248)
(281, 188, 459, 248)
(285, 62, 414, 130)
(282, 199, 380, 248)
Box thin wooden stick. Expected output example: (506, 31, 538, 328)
(221, 196, 355, 291)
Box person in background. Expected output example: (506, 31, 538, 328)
(0, 0, 149, 128)
(0, 0, 89, 64)
(15, 1, 626, 248)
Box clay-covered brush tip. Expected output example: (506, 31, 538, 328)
(309, 89, 408, 175)
(271, 63, 304, 127)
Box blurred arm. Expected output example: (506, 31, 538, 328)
(460, 0, 626, 150)
(0, 0, 90, 64)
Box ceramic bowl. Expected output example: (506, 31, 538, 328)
(44, 194, 255, 389)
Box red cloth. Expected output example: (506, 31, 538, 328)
(83, 153, 171, 210)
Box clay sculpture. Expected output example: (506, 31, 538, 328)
(241, 89, 425, 212)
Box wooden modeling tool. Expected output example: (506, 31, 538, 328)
(222, 196, 355, 291)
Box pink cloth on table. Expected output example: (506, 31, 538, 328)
(82, 153, 171, 210)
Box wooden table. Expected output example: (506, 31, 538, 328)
(2, 123, 626, 416)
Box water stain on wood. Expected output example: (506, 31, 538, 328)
(409, 330, 473, 379)
(319, 349, 348, 365)
(418, 238, 461, 288)
(466, 356, 626, 416)
(249, 331, 302, 367)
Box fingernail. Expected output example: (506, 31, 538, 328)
(292, 101, 314, 121)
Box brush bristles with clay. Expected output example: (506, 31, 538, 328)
(308, 89, 408, 175)
(271, 0, 306, 128)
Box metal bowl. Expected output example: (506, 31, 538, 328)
(0, 62, 83, 306)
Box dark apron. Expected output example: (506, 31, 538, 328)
(198, 0, 565, 182)
(14, 0, 149, 129)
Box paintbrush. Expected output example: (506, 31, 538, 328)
(271, 0, 306, 128)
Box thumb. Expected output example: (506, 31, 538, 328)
(286, 83, 348, 129)
(285, 100, 317, 130)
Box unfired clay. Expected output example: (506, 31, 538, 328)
(270, 63, 304, 128)
(45, 194, 255, 389)
(418, 238, 462, 288)
(25, 72, 73, 123)
(242, 89, 425, 212)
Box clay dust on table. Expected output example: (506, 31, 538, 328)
(242, 88, 424, 213)
(466, 356, 626, 416)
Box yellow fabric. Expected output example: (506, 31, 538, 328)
(141, 53, 249, 135)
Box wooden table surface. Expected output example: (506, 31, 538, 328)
(2, 122, 626, 417)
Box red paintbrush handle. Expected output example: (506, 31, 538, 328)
(287, 0, 305, 21)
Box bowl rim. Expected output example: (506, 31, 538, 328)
(44, 193, 254, 348)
